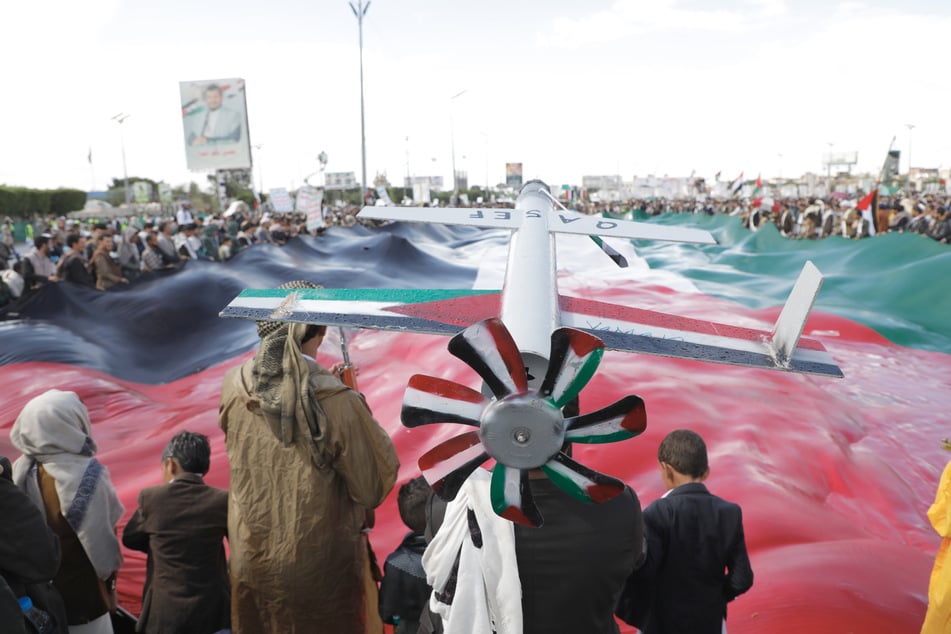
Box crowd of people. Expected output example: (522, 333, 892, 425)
(4, 188, 950, 307)
(1, 279, 754, 633)
(3, 192, 950, 633)
(0, 201, 377, 309)
(591, 193, 951, 243)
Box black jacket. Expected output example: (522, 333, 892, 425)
(618, 482, 753, 634)
(379, 531, 430, 633)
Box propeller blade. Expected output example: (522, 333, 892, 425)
(490, 463, 543, 528)
(418, 431, 489, 501)
(402, 375, 489, 428)
(538, 328, 604, 408)
(448, 318, 528, 399)
(541, 452, 625, 504)
(565, 395, 647, 444)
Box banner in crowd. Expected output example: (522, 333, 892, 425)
(269, 187, 294, 213)
(505, 163, 523, 188)
(882, 150, 901, 180)
(179, 78, 252, 171)
(296, 186, 325, 232)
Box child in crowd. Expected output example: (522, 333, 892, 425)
(618, 429, 753, 634)
(123, 431, 230, 634)
(379, 476, 433, 634)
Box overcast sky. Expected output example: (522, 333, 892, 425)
(2, 0, 948, 193)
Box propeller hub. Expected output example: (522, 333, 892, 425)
(478, 394, 565, 470)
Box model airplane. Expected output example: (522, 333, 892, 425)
(220, 179, 842, 526)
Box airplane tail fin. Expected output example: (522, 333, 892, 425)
(769, 260, 824, 367)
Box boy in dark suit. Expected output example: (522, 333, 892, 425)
(379, 476, 432, 634)
(622, 429, 753, 634)
(123, 432, 230, 634)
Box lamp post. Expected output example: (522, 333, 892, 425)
(350, 0, 370, 202)
(111, 113, 131, 206)
(253, 144, 264, 195)
(449, 89, 467, 202)
(481, 132, 489, 203)
(905, 123, 915, 176)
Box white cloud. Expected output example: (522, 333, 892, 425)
(537, 0, 788, 49)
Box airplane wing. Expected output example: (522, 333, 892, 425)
(219, 287, 501, 335)
(559, 293, 843, 377)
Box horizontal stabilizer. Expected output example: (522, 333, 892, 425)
(359, 206, 716, 245)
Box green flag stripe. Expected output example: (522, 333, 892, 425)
(238, 288, 498, 303)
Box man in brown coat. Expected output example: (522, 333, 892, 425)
(219, 280, 399, 634)
(122, 432, 230, 634)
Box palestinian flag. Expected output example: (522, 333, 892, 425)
(752, 174, 764, 207)
(856, 189, 879, 236)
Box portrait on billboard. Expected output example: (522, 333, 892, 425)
(180, 78, 251, 171)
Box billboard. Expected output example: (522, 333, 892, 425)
(132, 181, 152, 203)
(180, 78, 251, 171)
(505, 163, 523, 188)
(325, 172, 358, 190)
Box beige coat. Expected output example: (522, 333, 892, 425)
(220, 358, 399, 634)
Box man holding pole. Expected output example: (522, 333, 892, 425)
(219, 280, 399, 633)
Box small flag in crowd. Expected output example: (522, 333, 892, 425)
(730, 172, 744, 196)
(856, 189, 878, 236)
(752, 174, 764, 208)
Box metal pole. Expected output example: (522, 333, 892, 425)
(253, 144, 264, 194)
(112, 113, 131, 206)
(449, 89, 466, 202)
(905, 123, 915, 176)
(350, 1, 370, 203)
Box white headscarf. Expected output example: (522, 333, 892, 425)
(10, 389, 124, 580)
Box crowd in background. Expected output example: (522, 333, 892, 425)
(0, 201, 376, 309)
(3, 190, 949, 310)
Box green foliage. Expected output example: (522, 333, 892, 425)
(0, 186, 84, 219)
(49, 189, 87, 215)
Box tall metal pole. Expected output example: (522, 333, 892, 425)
(112, 113, 131, 206)
(449, 89, 466, 202)
(253, 144, 264, 194)
(350, 1, 370, 203)
(905, 123, 915, 176)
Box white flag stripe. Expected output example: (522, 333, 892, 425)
(403, 387, 486, 421)
(424, 443, 486, 484)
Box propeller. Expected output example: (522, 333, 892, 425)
(401, 317, 647, 527)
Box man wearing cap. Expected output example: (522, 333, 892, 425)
(219, 280, 399, 634)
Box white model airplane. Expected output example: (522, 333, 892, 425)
(220, 180, 842, 526)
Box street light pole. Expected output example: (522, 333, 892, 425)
(449, 89, 466, 202)
(350, 0, 370, 203)
(111, 113, 131, 206)
(253, 144, 264, 195)
(905, 123, 915, 176)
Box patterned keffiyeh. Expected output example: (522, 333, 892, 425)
(251, 279, 326, 467)
(10, 389, 124, 580)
